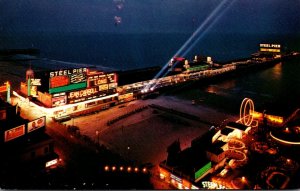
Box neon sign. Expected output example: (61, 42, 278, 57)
(49, 68, 87, 78)
(68, 87, 99, 99)
(259, 44, 281, 48)
(49, 68, 87, 93)
(87, 73, 117, 88)
(202, 181, 226, 189)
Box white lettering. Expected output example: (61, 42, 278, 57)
(202, 181, 226, 189)
(50, 68, 87, 77)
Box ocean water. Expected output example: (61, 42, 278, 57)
(1, 32, 300, 114)
(2, 32, 299, 70)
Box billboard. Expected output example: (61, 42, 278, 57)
(30, 79, 41, 86)
(67, 87, 109, 104)
(28, 116, 46, 133)
(259, 44, 281, 53)
(4, 124, 25, 142)
(87, 74, 107, 87)
(49, 68, 87, 94)
(87, 73, 117, 88)
(52, 95, 67, 107)
(50, 76, 69, 88)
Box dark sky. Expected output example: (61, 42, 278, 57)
(0, 0, 299, 34)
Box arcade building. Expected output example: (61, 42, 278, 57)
(15, 67, 119, 119)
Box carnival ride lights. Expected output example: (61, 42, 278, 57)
(141, 0, 236, 92)
(239, 98, 255, 126)
(269, 131, 300, 145)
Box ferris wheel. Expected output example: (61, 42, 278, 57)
(239, 98, 255, 126)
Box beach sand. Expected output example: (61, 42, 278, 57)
(63, 96, 238, 165)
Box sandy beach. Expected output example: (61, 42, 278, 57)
(63, 96, 238, 165)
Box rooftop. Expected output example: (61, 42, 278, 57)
(220, 127, 235, 136)
(226, 122, 249, 131)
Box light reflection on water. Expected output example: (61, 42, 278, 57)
(174, 58, 300, 115)
(270, 62, 282, 81)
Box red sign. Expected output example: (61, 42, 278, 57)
(0, 85, 6, 92)
(4, 125, 25, 142)
(50, 76, 70, 88)
(27, 116, 46, 133)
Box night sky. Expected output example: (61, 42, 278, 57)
(0, 0, 299, 35)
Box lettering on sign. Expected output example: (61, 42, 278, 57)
(87, 73, 117, 88)
(52, 96, 67, 107)
(88, 74, 107, 87)
(30, 79, 41, 86)
(49, 68, 87, 78)
(68, 87, 99, 99)
(99, 84, 109, 91)
(170, 174, 182, 183)
(202, 181, 226, 189)
(259, 44, 281, 48)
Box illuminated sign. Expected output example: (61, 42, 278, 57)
(170, 174, 182, 183)
(260, 44, 281, 48)
(30, 86, 38, 97)
(0, 85, 6, 92)
(53, 92, 66, 97)
(49, 68, 87, 78)
(99, 84, 109, 91)
(4, 124, 25, 142)
(49, 68, 87, 93)
(50, 76, 69, 88)
(108, 83, 117, 89)
(67, 87, 109, 104)
(202, 181, 226, 189)
(260, 48, 280, 53)
(52, 96, 67, 107)
(28, 116, 46, 133)
(87, 73, 117, 88)
(68, 87, 99, 99)
(88, 74, 108, 87)
(118, 93, 133, 100)
(107, 73, 117, 83)
(30, 79, 41, 86)
(49, 82, 86, 94)
(259, 44, 281, 53)
(195, 162, 211, 180)
(46, 158, 58, 168)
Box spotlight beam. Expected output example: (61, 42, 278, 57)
(143, 0, 236, 91)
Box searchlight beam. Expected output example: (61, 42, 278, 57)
(142, 0, 236, 92)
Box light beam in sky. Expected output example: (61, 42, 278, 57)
(142, 0, 236, 92)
